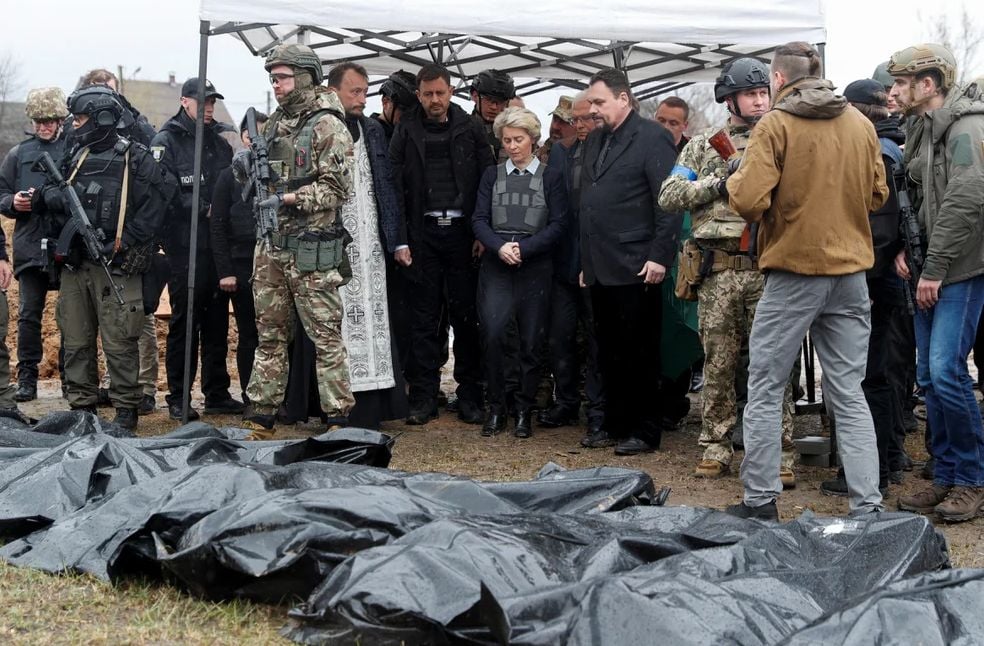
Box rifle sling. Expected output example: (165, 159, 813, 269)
(114, 150, 129, 254)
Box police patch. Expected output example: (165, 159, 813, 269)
(151, 146, 165, 163)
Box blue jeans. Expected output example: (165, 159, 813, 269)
(914, 275, 984, 487)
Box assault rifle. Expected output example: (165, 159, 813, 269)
(893, 165, 924, 315)
(243, 107, 278, 249)
(32, 151, 125, 305)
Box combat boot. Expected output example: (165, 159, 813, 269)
(935, 486, 984, 522)
(112, 408, 138, 431)
(780, 466, 797, 489)
(694, 459, 729, 478)
(242, 413, 276, 441)
(14, 383, 37, 403)
(324, 415, 349, 432)
(898, 483, 951, 514)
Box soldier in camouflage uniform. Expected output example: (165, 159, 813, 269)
(241, 44, 356, 439)
(659, 58, 797, 484)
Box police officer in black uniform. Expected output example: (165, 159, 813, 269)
(210, 112, 266, 406)
(151, 77, 240, 420)
(32, 86, 169, 429)
(0, 87, 68, 402)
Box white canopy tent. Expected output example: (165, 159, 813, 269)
(173, 0, 827, 420)
(199, 1, 826, 100)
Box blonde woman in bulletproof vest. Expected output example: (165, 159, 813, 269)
(471, 107, 569, 439)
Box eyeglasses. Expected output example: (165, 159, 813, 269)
(269, 73, 295, 85)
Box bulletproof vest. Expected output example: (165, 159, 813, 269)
(16, 136, 66, 193)
(266, 108, 336, 192)
(491, 163, 549, 236)
(422, 121, 461, 210)
(68, 142, 129, 235)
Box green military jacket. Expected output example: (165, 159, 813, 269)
(658, 123, 751, 245)
(264, 88, 354, 236)
(905, 87, 984, 285)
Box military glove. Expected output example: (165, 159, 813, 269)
(33, 186, 63, 213)
(726, 156, 742, 175)
(258, 194, 283, 210)
(715, 178, 729, 198)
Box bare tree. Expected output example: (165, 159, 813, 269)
(922, 3, 984, 83)
(642, 84, 728, 137)
(0, 52, 23, 122)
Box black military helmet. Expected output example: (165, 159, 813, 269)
(67, 85, 124, 128)
(471, 69, 515, 100)
(714, 58, 770, 102)
(380, 70, 417, 108)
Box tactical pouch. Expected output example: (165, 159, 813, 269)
(120, 241, 154, 276)
(295, 233, 321, 272)
(317, 238, 343, 271)
(674, 238, 703, 302)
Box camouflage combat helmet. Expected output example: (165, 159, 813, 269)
(264, 43, 324, 85)
(887, 43, 957, 92)
(871, 62, 893, 89)
(24, 86, 69, 120)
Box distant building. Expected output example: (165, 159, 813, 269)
(0, 73, 238, 159)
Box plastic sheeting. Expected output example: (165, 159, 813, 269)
(0, 413, 963, 645)
(782, 569, 984, 645)
(285, 511, 949, 645)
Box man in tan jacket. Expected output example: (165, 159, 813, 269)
(724, 42, 890, 520)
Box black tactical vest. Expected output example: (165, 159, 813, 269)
(68, 142, 129, 235)
(422, 121, 460, 210)
(491, 163, 549, 237)
(16, 136, 66, 193)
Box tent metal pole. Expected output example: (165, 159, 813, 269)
(181, 20, 211, 424)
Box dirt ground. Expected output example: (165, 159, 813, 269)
(16, 377, 984, 569)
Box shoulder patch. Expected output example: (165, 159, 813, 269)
(151, 146, 165, 163)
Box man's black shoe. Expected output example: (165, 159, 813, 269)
(821, 475, 888, 497)
(902, 409, 919, 434)
(137, 394, 156, 416)
(819, 476, 849, 497)
(445, 395, 459, 412)
(168, 402, 201, 421)
(406, 401, 438, 425)
(514, 410, 533, 438)
(97, 388, 112, 408)
(204, 397, 246, 415)
(537, 405, 579, 428)
(725, 501, 779, 521)
(112, 407, 139, 431)
(896, 451, 914, 472)
(613, 436, 657, 455)
(581, 427, 616, 448)
(482, 410, 507, 437)
(457, 399, 485, 425)
(920, 457, 935, 480)
(14, 383, 36, 403)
